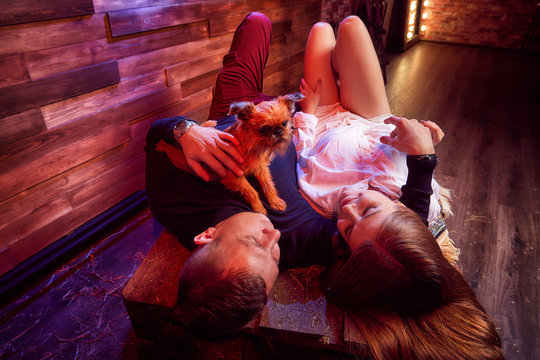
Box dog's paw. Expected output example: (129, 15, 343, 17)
(252, 201, 267, 215)
(269, 197, 287, 212)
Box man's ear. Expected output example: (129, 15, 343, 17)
(194, 227, 217, 245)
(228, 101, 256, 121)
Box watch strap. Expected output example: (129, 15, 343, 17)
(408, 153, 437, 161)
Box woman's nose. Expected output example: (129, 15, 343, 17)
(341, 204, 360, 222)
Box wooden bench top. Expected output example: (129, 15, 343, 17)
(122, 229, 369, 356)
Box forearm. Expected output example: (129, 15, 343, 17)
(399, 155, 438, 225)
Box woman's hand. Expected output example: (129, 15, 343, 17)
(299, 78, 321, 114)
(421, 120, 445, 145)
(380, 116, 438, 155)
(178, 126, 244, 181)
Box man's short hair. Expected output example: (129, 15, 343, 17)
(176, 240, 268, 339)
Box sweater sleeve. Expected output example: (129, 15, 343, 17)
(399, 155, 438, 225)
(145, 116, 191, 147)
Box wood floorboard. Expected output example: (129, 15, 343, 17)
(386, 42, 540, 360)
(0, 42, 538, 360)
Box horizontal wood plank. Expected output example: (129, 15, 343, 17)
(209, 12, 246, 37)
(165, 50, 224, 86)
(0, 61, 120, 119)
(117, 31, 231, 79)
(42, 70, 166, 129)
(0, 0, 94, 26)
(26, 21, 208, 79)
(93, 0, 195, 14)
(185, 103, 212, 123)
(291, 1, 321, 30)
(122, 229, 190, 308)
(258, 266, 348, 349)
(267, 25, 310, 66)
(0, 54, 30, 88)
(263, 54, 303, 95)
(0, 118, 129, 202)
(180, 69, 219, 100)
(0, 109, 46, 146)
(0, 14, 106, 57)
(107, 2, 206, 37)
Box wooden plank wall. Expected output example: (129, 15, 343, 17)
(0, 0, 322, 277)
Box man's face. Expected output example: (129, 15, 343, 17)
(212, 212, 281, 293)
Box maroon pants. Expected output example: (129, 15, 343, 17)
(208, 12, 275, 120)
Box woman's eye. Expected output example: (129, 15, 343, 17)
(362, 205, 376, 216)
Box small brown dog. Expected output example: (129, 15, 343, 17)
(156, 93, 304, 214)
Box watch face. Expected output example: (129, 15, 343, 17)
(176, 121, 187, 133)
(174, 120, 196, 142)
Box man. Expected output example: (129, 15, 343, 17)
(145, 12, 338, 339)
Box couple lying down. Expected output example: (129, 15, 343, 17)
(144, 12, 503, 360)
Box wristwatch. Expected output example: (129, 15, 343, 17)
(173, 119, 198, 144)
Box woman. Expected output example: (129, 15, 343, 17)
(296, 16, 504, 359)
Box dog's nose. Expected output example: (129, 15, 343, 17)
(273, 127, 283, 136)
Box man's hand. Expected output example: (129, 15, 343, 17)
(380, 116, 437, 155)
(178, 125, 244, 182)
(299, 78, 321, 114)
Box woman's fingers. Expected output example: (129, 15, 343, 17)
(381, 116, 435, 155)
(421, 120, 445, 144)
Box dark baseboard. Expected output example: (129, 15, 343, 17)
(0, 190, 148, 307)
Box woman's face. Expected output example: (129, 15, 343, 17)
(337, 189, 399, 251)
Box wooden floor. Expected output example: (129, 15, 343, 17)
(0, 42, 538, 359)
(386, 41, 540, 360)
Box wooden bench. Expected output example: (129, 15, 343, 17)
(122, 229, 370, 359)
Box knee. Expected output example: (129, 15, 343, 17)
(310, 21, 334, 37)
(340, 15, 364, 28)
(246, 12, 272, 31)
(338, 15, 369, 40)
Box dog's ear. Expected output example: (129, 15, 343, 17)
(229, 102, 256, 121)
(281, 92, 305, 114)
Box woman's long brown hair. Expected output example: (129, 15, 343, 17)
(325, 208, 504, 359)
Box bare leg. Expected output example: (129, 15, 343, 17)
(332, 16, 391, 118)
(303, 22, 340, 106)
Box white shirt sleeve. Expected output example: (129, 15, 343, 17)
(293, 111, 319, 161)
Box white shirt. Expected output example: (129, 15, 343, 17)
(294, 103, 441, 223)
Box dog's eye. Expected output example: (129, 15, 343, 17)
(282, 121, 288, 127)
(260, 126, 272, 136)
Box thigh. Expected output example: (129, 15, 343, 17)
(303, 22, 340, 106)
(209, 12, 273, 120)
(333, 16, 390, 118)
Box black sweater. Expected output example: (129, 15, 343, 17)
(145, 116, 436, 267)
(145, 115, 337, 269)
